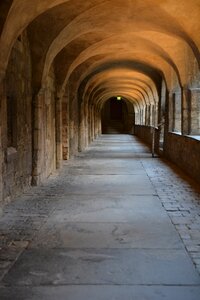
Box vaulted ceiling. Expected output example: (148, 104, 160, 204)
(1, 0, 200, 108)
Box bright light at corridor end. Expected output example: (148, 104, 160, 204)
(117, 96, 122, 101)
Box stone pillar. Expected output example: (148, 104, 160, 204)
(168, 92, 174, 132)
(97, 108, 102, 136)
(96, 106, 101, 136)
(188, 88, 200, 135)
(62, 91, 69, 160)
(91, 105, 94, 141)
(94, 109, 99, 138)
(163, 89, 169, 154)
(0, 74, 9, 205)
(145, 105, 149, 125)
(69, 102, 74, 158)
(32, 89, 45, 185)
(84, 102, 89, 148)
(140, 109, 142, 125)
(91, 106, 94, 141)
(94, 108, 97, 139)
(87, 104, 91, 144)
(135, 111, 138, 125)
(94, 108, 96, 139)
(182, 87, 190, 135)
(0, 125, 2, 207)
(74, 98, 79, 155)
(78, 102, 85, 152)
(55, 95, 63, 169)
(69, 94, 79, 157)
(0, 76, 5, 205)
(98, 110, 102, 135)
(142, 108, 144, 125)
(89, 114, 91, 142)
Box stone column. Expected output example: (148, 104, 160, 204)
(78, 102, 85, 152)
(62, 91, 69, 160)
(84, 102, 89, 148)
(91, 105, 95, 141)
(32, 88, 45, 185)
(0, 74, 8, 205)
(145, 105, 149, 125)
(0, 125, 2, 207)
(69, 102, 74, 158)
(141, 108, 144, 125)
(187, 88, 200, 135)
(168, 92, 174, 132)
(182, 87, 190, 135)
(163, 89, 169, 154)
(74, 98, 79, 155)
(0, 76, 5, 205)
(94, 109, 99, 138)
(94, 108, 97, 139)
(98, 110, 102, 136)
(87, 104, 91, 144)
(55, 95, 63, 169)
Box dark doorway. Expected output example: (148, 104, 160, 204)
(101, 97, 129, 134)
(110, 98, 123, 120)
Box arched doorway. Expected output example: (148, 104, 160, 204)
(101, 97, 133, 134)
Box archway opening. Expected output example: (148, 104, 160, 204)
(101, 97, 130, 134)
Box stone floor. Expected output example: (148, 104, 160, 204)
(0, 134, 200, 299)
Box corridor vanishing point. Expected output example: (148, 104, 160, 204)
(0, 1, 200, 299)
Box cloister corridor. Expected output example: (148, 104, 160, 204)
(1, 1, 200, 299)
(0, 134, 200, 299)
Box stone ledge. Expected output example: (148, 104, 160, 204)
(186, 135, 200, 141)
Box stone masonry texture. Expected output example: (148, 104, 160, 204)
(0, 135, 200, 300)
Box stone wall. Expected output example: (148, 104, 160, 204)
(32, 66, 57, 185)
(3, 32, 32, 203)
(1, 31, 58, 202)
(0, 80, 5, 206)
(134, 125, 153, 146)
(134, 125, 200, 184)
(134, 125, 159, 151)
(164, 133, 200, 184)
(62, 91, 69, 160)
(44, 67, 56, 178)
(69, 90, 79, 158)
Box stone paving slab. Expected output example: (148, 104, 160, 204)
(86, 146, 138, 153)
(0, 134, 200, 299)
(29, 193, 183, 249)
(79, 152, 152, 159)
(47, 195, 167, 223)
(0, 241, 28, 282)
(1, 286, 200, 300)
(141, 155, 200, 274)
(3, 248, 200, 286)
(30, 221, 183, 249)
(55, 174, 155, 195)
(64, 158, 146, 175)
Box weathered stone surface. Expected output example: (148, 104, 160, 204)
(1, 286, 200, 300)
(3, 32, 32, 203)
(164, 133, 200, 184)
(141, 150, 200, 275)
(1, 1, 200, 297)
(0, 135, 200, 299)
